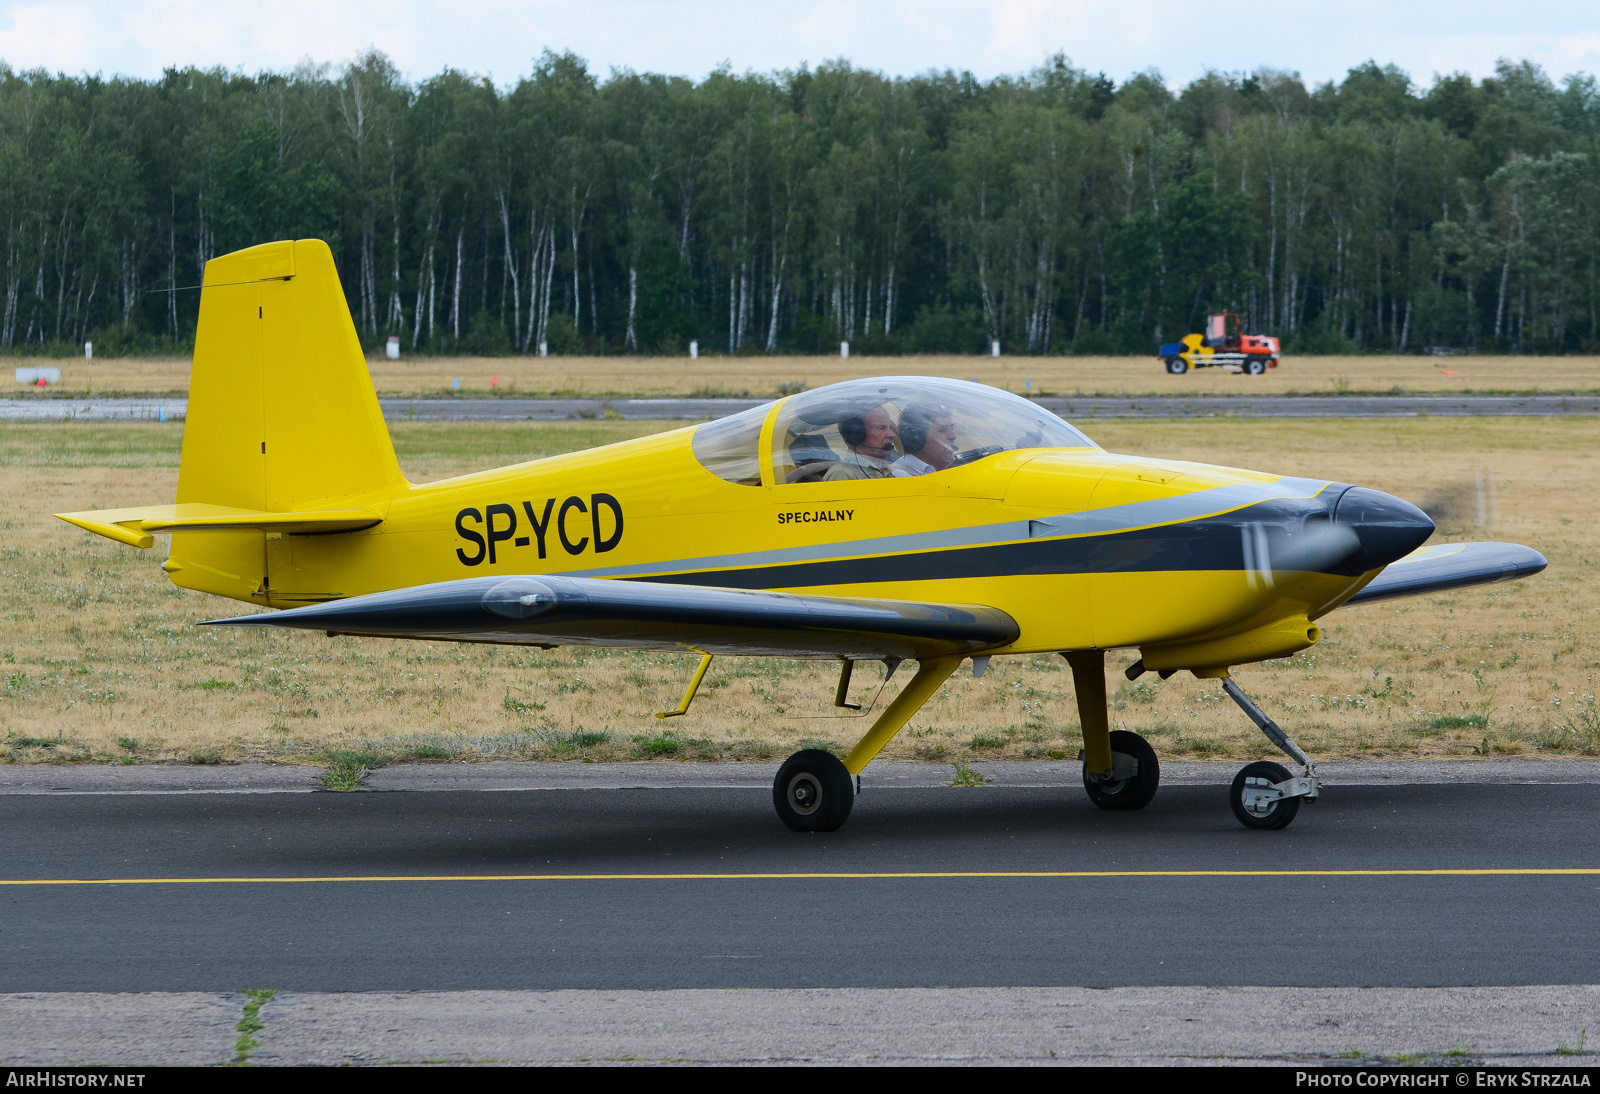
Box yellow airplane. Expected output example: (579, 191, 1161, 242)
(59, 240, 1547, 832)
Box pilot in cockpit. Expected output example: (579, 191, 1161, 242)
(822, 404, 898, 480)
(892, 404, 957, 477)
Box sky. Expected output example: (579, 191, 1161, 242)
(0, 0, 1597, 91)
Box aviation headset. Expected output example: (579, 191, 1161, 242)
(897, 404, 947, 454)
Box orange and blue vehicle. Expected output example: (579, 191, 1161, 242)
(1160, 313, 1280, 375)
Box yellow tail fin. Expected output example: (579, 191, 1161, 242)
(57, 239, 404, 605)
(180, 239, 406, 511)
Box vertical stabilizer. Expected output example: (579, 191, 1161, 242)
(178, 239, 406, 512)
(170, 239, 405, 604)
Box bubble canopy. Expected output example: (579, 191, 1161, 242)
(692, 377, 1097, 486)
(776, 377, 1095, 485)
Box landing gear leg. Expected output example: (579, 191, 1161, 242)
(1064, 651, 1160, 810)
(771, 655, 963, 833)
(1220, 678, 1320, 830)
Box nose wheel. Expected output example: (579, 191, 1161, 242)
(1230, 761, 1303, 829)
(773, 748, 856, 832)
(1220, 679, 1320, 831)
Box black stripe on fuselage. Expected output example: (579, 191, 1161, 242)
(630, 497, 1344, 590)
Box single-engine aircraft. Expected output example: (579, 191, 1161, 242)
(59, 240, 1548, 831)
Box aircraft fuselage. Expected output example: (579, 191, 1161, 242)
(171, 425, 1431, 667)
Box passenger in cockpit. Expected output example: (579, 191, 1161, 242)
(823, 404, 898, 480)
(892, 404, 957, 476)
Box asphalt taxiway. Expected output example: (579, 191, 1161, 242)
(5, 393, 1599, 422)
(5, 761, 1597, 1065)
(4, 761, 1599, 993)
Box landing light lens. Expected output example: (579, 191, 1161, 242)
(484, 577, 560, 619)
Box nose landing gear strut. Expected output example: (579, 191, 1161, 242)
(1220, 678, 1320, 830)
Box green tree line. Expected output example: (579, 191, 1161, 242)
(2, 50, 1597, 357)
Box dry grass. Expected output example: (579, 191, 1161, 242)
(9, 352, 1600, 399)
(2, 417, 1596, 768)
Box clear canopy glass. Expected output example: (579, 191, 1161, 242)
(690, 400, 774, 486)
(691, 378, 1097, 487)
(771, 377, 1096, 484)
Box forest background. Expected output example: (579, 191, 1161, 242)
(2, 50, 1599, 361)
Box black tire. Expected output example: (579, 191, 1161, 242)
(1082, 730, 1160, 810)
(1244, 357, 1267, 375)
(1164, 356, 1188, 375)
(773, 749, 855, 832)
(1229, 760, 1301, 830)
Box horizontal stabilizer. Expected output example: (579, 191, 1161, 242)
(1344, 541, 1547, 605)
(58, 504, 382, 549)
(202, 574, 1019, 660)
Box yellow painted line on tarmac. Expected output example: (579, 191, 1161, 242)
(2, 868, 1599, 886)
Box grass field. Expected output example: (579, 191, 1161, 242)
(8, 352, 1600, 399)
(1, 417, 1596, 770)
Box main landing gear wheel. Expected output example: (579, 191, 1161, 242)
(1244, 357, 1267, 375)
(1082, 730, 1161, 810)
(1164, 356, 1188, 374)
(1230, 760, 1301, 830)
(773, 748, 855, 832)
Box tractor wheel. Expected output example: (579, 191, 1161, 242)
(1164, 357, 1188, 375)
(1244, 357, 1267, 376)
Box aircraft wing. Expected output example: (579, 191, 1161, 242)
(1343, 542, 1548, 606)
(200, 574, 1019, 660)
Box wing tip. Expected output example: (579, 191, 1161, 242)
(56, 511, 155, 550)
(1346, 540, 1548, 605)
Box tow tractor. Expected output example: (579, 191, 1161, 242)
(1159, 313, 1279, 375)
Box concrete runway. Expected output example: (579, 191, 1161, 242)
(4, 393, 1599, 422)
(5, 986, 1597, 1066)
(5, 761, 1598, 1064)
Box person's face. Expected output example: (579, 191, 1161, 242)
(916, 417, 957, 469)
(857, 406, 896, 455)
